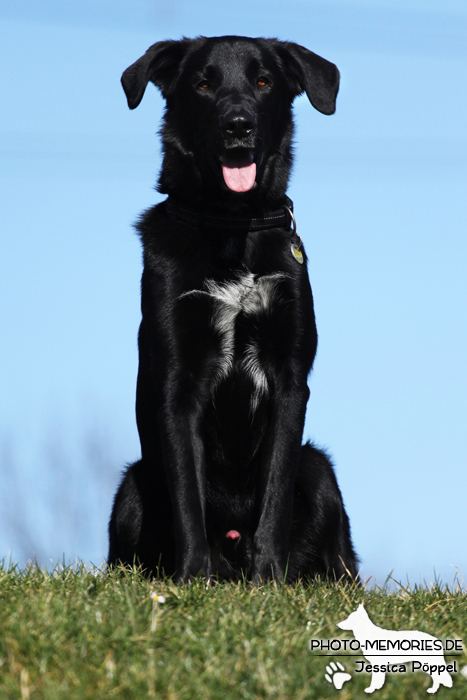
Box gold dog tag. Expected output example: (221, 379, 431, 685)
(291, 243, 303, 264)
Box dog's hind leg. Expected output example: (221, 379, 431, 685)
(108, 459, 176, 577)
(286, 443, 359, 582)
(365, 670, 386, 693)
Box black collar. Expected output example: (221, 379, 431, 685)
(166, 196, 294, 232)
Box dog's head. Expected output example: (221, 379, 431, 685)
(121, 36, 339, 207)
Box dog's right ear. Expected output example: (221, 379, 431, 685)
(121, 39, 193, 109)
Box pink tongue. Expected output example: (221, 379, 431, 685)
(222, 161, 256, 192)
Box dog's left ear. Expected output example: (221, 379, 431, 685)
(274, 41, 340, 115)
(121, 38, 193, 109)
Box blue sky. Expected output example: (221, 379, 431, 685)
(1, 1, 466, 587)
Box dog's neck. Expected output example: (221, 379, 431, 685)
(165, 195, 296, 233)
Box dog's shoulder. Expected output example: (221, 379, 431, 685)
(136, 202, 207, 260)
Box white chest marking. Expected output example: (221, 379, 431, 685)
(181, 272, 288, 409)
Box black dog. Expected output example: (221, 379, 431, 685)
(108, 36, 358, 583)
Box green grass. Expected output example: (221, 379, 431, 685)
(0, 562, 466, 699)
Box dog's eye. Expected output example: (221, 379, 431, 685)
(197, 79, 210, 90)
(257, 76, 269, 87)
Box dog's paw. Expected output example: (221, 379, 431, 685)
(251, 550, 285, 585)
(251, 562, 284, 585)
(176, 568, 211, 584)
(176, 553, 211, 583)
(325, 662, 351, 690)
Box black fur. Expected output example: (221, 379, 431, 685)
(108, 35, 358, 583)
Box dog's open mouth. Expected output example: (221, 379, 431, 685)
(220, 150, 256, 193)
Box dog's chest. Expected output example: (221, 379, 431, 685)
(181, 271, 290, 405)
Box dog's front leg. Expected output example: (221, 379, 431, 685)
(160, 408, 211, 582)
(252, 387, 308, 583)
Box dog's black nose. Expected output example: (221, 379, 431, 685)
(222, 112, 255, 138)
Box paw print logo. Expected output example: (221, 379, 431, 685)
(325, 661, 352, 690)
